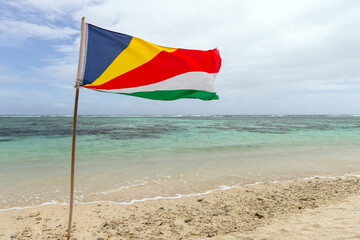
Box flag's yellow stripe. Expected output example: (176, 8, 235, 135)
(84, 37, 177, 87)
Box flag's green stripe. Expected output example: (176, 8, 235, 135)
(96, 89, 219, 101)
(121, 90, 219, 101)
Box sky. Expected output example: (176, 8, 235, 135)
(0, 0, 359, 115)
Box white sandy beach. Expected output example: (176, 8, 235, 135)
(1, 176, 359, 239)
(210, 195, 360, 240)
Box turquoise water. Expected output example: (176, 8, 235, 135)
(0, 115, 360, 209)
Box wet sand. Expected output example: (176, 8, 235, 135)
(1, 176, 359, 239)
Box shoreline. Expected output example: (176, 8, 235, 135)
(1, 176, 359, 239)
(2, 172, 360, 213)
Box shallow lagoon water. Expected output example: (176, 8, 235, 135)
(0, 115, 360, 209)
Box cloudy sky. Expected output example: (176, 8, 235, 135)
(1, 0, 359, 115)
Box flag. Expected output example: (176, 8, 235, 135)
(76, 22, 221, 101)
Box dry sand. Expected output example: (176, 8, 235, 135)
(206, 194, 360, 240)
(0, 177, 359, 240)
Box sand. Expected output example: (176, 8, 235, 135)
(0, 177, 359, 240)
(207, 195, 360, 240)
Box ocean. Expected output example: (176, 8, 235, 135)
(1, 115, 360, 210)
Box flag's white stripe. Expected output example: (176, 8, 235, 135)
(76, 20, 88, 87)
(93, 72, 217, 93)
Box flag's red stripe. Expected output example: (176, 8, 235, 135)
(85, 48, 221, 90)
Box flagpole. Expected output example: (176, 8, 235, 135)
(66, 86, 79, 240)
(67, 16, 86, 240)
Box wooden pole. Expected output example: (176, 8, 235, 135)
(66, 87, 79, 240)
(67, 16, 85, 240)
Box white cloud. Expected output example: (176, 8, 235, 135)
(5, 0, 99, 21)
(29, 56, 78, 86)
(1, 0, 360, 114)
(0, 74, 22, 83)
(0, 19, 78, 44)
(301, 78, 360, 92)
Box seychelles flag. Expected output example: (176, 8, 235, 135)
(76, 22, 221, 101)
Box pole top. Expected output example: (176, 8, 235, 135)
(81, 16, 85, 22)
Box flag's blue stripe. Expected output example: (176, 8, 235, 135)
(82, 24, 133, 85)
